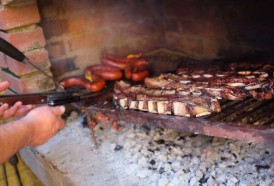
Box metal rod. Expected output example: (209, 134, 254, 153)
(261, 116, 274, 126)
(204, 100, 238, 119)
(209, 98, 254, 121)
(230, 100, 271, 122)
(246, 101, 274, 125)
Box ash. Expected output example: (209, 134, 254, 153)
(61, 113, 274, 186)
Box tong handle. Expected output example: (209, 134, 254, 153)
(0, 38, 27, 62)
(48, 95, 81, 106)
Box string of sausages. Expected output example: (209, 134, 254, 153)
(59, 53, 150, 92)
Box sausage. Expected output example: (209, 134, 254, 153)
(101, 53, 150, 81)
(84, 71, 102, 82)
(132, 59, 149, 72)
(59, 77, 106, 92)
(102, 57, 129, 70)
(102, 54, 143, 70)
(59, 77, 91, 89)
(88, 78, 106, 92)
(85, 64, 123, 80)
(103, 53, 142, 63)
(132, 70, 149, 82)
(123, 59, 149, 80)
(124, 66, 133, 79)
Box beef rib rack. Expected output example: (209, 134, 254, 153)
(113, 63, 273, 118)
(113, 81, 221, 117)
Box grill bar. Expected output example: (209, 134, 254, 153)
(240, 101, 274, 125)
(262, 117, 274, 126)
(207, 98, 254, 121)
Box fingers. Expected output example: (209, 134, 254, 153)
(13, 104, 35, 117)
(0, 81, 10, 92)
(0, 103, 9, 117)
(1, 102, 22, 119)
(51, 105, 66, 116)
(0, 102, 35, 119)
(50, 106, 66, 131)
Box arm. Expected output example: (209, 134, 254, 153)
(0, 105, 65, 164)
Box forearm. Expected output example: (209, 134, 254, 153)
(0, 118, 33, 164)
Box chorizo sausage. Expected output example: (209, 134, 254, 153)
(88, 78, 106, 92)
(124, 66, 133, 79)
(84, 71, 102, 82)
(103, 53, 142, 63)
(102, 57, 129, 70)
(132, 70, 149, 82)
(132, 59, 149, 72)
(85, 64, 122, 80)
(59, 77, 91, 89)
(59, 77, 106, 92)
(123, 59, 149, 80)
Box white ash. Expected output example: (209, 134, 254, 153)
(59, 113, 274, 186)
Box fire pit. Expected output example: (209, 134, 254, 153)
(20, 111, 274, 186)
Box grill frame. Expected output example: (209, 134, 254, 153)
(83, 91, 274, 144)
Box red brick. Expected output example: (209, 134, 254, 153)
(0, 26, 46, 52)
(0, 69, 56, 93)
(0, 52, 7, 68)
(0, 2, 40, 30)
(6, 48, 51, 76)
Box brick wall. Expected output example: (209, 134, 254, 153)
(0, 0, 55, 93)
(38, 0, 274, 79)
(2, 0, 272, 84)
(163, 0, 274, 60)
(38, 0, 164, 78)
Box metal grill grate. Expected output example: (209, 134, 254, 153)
(205, 99, 274, 126)
(81, 49, 274, 144)
(83, 91, 274, 144)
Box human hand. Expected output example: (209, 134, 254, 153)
(0, 81, 35, 119)
(21, 105, 66, 146)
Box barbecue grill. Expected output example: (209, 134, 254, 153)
(82, 49, 274, 144)
(1, 0, 274, 185)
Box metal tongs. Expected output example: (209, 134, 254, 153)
(0, 91, 103, 107)
(0, 38, 105, 106)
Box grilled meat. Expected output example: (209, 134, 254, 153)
(145, 65, 274, 100)
(113, 81, 221, 117)
(112, 62, 273, 117)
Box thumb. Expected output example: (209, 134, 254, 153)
(51, 105, 66, 116)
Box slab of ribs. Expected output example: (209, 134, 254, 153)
(113, 62, 274, 117)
